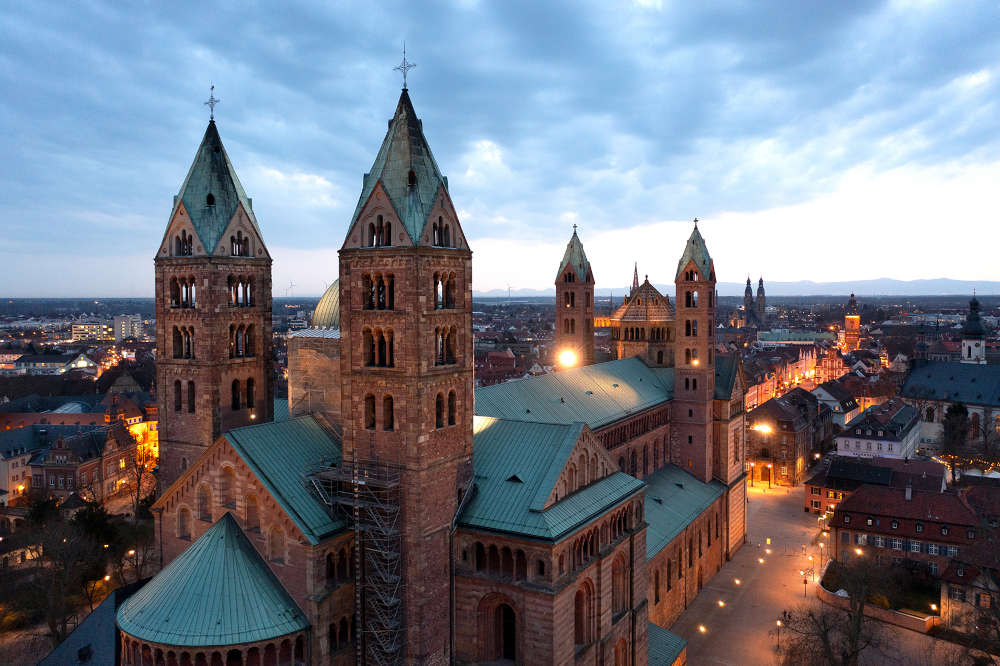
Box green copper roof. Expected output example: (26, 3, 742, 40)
(225, 416, 344, 545)
(311, 280, 340, 329)
(474, 357, 672, 429)
(648, 622, 687, 665)
(675, 223, 713, 280)
(460, 417, 643, 539)
(714, 353, 740, 401)
(557, 228, 591, 282)
(116, 513, 309, 647)
(171, 120, 264, 255)
(644, 464, 726, 560)
(350, 89, 449, 244)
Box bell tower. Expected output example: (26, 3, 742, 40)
(154, 117, 273, 487)
(554, 226, 595, 367)
(962, 295, 987, 365)
(339, 88, 473, 664)
(673, 221, 716, 483)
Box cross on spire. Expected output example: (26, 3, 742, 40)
(394, 43, 416, 89)
(693, 217, 699, 227)
(205, 84, 219, 121)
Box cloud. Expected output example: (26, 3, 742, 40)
(1, 1, 999, 295)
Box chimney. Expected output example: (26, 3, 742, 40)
(905, 482, 912, 501)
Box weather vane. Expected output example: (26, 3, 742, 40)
(394, 43, 416, 89)
(205, 84, 219, 121)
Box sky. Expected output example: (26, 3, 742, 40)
(2, 0, 1000, 297)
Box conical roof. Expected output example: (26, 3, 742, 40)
(170, 121, 264, 255)
(350, 89, 449, 244)
(117, 513, 308, 647)
(745, 277, 753, 297)
(847, 293, 858, 315)
(675, 224, 713, 279)
(557, 228, 591, 282)
(963, 296, 985, 338)
(312, 280, 340, 329)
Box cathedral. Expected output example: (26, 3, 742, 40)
(114, 87, 748, 666)
(741, 277, 767, 329)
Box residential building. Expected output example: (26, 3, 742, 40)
(804, 455, 946, 515)
(72, 322, 114, 342)
(835, 398, 920, 459)
(113, 315, 145, 342)
(14, 352, 98, 376)
(812, 380, 861, 429)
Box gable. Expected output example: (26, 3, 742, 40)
(210, 202, 270, 259)
(157, 202, 204, 257)
(341, 181, 414, 249)
(541, 426, 620, 510)
(416, 185, 469, 250)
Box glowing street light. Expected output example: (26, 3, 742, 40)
(758, 557, 765, 564)
(558, 348, 579, 368)
(930, 603, 938, 612)
(717, 600, 726, 607)
(734, 578, 741, 585)
(855, 547, 863, 556)
(698, 625, 707, 633)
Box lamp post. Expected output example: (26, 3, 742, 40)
(818, 542, 825, 570)
(775, 619, 782, 651)
(749, 461, 755, 487)
(767, 463, 773, 489)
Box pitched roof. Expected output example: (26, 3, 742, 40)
(841, 399, 918, 441)
(644, 464, 726, 560)
(901, 361, 1000, 407)
(836, 486, 977, 528)
(349, 89, 449, 244)
(170, 121, 264, 255)
(224, 417, 344, 545)
(610, 279, 674, 322)
(116, 513, 309, 647)
(714, 353, 740, 401)
(648, 622, 687, 665)
(675, 224, 713, 280)
(474, 357, 672, 429)
(460, 417, 643, 540)
(557, 229, 592, 282)
(311, 280, 340, 329)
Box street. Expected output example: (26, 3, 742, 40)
(669, 483, 978, 665)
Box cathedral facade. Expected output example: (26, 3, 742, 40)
(117, 89, 747, 666)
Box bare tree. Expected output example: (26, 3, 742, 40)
(940, 402, 970, 483)
(122, 436, 156, 519)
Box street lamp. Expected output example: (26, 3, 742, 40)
(818, 542, 825, 569)
(775, 619, 782, 651)
(767, 463, 773, 489)
(749, 461, 755, 487)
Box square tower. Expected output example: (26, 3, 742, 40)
(554, 226, 595, 367)
(154, 120, 273, 487)
(339, 89, 474, 664)
(673, 222, 716, 483)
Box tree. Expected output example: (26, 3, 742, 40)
(779, 558, 894, 666)
(940, 402, 970, 482)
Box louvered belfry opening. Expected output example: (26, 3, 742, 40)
(308, 451, 403, 666)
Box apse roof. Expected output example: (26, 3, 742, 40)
(116, 513, 309, 647)
(312, 280, 340, 329)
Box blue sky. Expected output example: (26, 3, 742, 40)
(2, 1, 1000, 296)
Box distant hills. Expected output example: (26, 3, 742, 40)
(473, 278, 1000, 298)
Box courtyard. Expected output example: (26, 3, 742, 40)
(669, 483, 979, 665)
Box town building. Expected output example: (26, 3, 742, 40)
(113, 315, 145, 342)
(811, 380, 861, 429)
(745, 388, 828, 487)
(105, 89, 753, 666)
(804, 455, 946, 515)
(72, 322, 115, 342)
(843, 293, 861, 352)
(741, 277, 768, 329)
(835, 398, 920, 459)
(831, 484, 981, 576)
(14, 352, 98, 376)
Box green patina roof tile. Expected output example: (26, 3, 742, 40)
(648, 622, 687, 664)
(644, 464, 726, 560)
(116, 513, 309, 646)
(475, 357, 672, 429)
(350, 90, 448, 244)
(459, 417, 643, 540)
(675, 224, 713, 279)
(557, 228, 591, 282)
(225, 416, 343, 545)
(172, 121, 265, 255)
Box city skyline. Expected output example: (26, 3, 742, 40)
(4, 2, 1000, 297)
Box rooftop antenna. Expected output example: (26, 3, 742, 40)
(394, 43, 416, 90)
(205, 84, 219, 121)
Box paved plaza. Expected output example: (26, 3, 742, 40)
(669, 483, 976, 665)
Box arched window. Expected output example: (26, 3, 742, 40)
(445, 274, 456, 309)
(363, 329, 375, 366)
(174, 380, 182, 412)
(384, 221, 392, 246)
(173, 327, 183, 358)
(435, 393, 444, 429)
(269, 527, 285, 563)
(475, 542, 486, 571)
(232, 380, 241, 410)
(368, 223, 376, 247)
(446, 327, 456, 364)
(206, 192, 215, 206)
(219, 466, 235, 507)
(326, 553, 336, 586)
(443, 224, 451, 247)
(187, 381, 196, 413)
(433, 273, 442, 309)
(246, 378, 255, 411)
(407, 169, 417, 187)
(364, 395, 376, 430)
(383, 395, 394, 431)
(197, 485, 211, 522)
(386, 274, 395, 310)
(611, 555, 627, 614)
(362, 275, 374, 309)
(178, 507, 191, 539)
(574, 582, 593, 645)
(654, 569, 660, 603)
(246, 495, 260, 531)
(448, 390, 457, 426)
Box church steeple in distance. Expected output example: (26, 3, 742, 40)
(962, 293, 987, 364)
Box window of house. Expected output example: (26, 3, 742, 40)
(967, 529, 975, 539)
(891, 520, 898, 530)
(811, 487, 821, 496)
(843, 515, 851, 524)
(941, 526, 949, 536)
(891, 538, 902, 550)
(928, 544, 939, 555)
(910, 541, 921, 553)
(866, 517, 873, 526)
(916, 522, 923, 533)
(947, 546, 959, 557)
(812, 500, 821, 509)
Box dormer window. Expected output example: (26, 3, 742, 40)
(206, 192, 215, 206)
(967, 529, 975, 539)
(916, 522, 923, 533)
(941, 526, 949, 536)
(843, 514, 851, 524)
(891, 520, 898, 529)
(408, 170, 417, 187)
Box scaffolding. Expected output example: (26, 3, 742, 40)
(308, 452, 403, 666)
